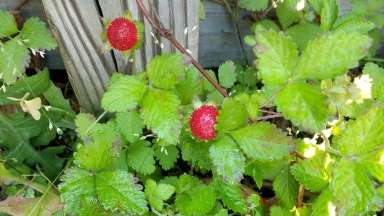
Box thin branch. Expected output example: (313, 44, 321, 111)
(136, 0, 284, 120)
(135, 0, 229, 97)
(256, 113, 282, 121)
(297, 185, 305, 208)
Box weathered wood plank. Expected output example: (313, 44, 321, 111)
(41, 0, 115, 112)
(199, 0, 252, 67)
(98, 0, 200, 73)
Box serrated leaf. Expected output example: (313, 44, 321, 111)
(0, 69, 51, 105)
(245, 160, 288, 188)
(216, 98, 248, 132)
(0, 39, 30, 84)
(126, 141, 156, 175)
(176, 67, 203, 104)
(115, 111, 144, 143)
(20, 17, 57, 50)
(175, 183, 216, 216)
(101, 73, 147, 112)
(203, 69, 219, 92)
(59, 168, 96, 214)
(330, 159, 375, 214)
(286, 23, 321, 50)
(363, 63, 384, 102)
(231, 122, 293, 161)
(218, 61, 236, 88)
(180, 132, 212, 171)
(290, 152, 330, 192)
(276, 0, 303, 29)
(0, 11, 18, 37)
(273, 167, 299, 208)
(209, 135, 245, 184)
(141, 88, 181, 144)
(95, 171, 148, 214)
(255, 29, 298, 86)
(144, 179, 175, 211)
(275, 82, 330, 132)
(214, 178, 247, 214)
(239, 0, 269, 11)
(296, 31, 371, 80)
(154, 145, 179, 170)
(334, 16, 375, 34)
(147, 54, 184, 89)
(311, 188, 336, 216)
(334, 107, 384, 155)
(75, 113, 96, 138)
(320, 0, 338, 31)
(74, 122, 118, 171)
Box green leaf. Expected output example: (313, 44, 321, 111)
(209, 135, 245, 184)
(59, 168, 96, 214)
(275, 82, 330, 132)
(320, 0, 338, 31)
(214, 178, 247, 214)
(75, 113, 95, 139)
(144, 179, 175, 211)
(363, 63, 384, 102)
(74, 122, 118, 171)
(334, 16, 375, 34)
(101, 73, 147, 112)
(255, 29, 298, 86)
(330, 159, 375, 214)
(175, 183, 216, 216)
(43, 83, 72, 112)
(126, 141, 156, 175)
(273, 167, 299, 208)
(0, 39, 30, 84)
(245, 160, 288, 188)
(203, 69, 219, 92)
(311, 188, 335, 216)
(115, 111, 144, 143)
(176, 67, 203, 104)
(290, 152, 330, 192)
(270, 206, 292, 216)
(296, 31, 371, 80)
(276, 0, 303, 29)
(180, 131, 212, 171)
(0, 69, 51, 105)
(216, 98, 248, 132)
(95, 171, 148, 214)
(20, 17, 57, 50)
(286, 23, 321, 50)
(218, 61, 237, 88)
(0, 11, 18, 37)
(141, 88, 181, 144)
(239, 0, 269, 11)
(231, 122, 293, 161)
(333, 107, 384, 155)
(154, 145, 179, 170)
(147, 54, 184, 89)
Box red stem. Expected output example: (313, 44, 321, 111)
(135, 0, 281, 120)
(135, 0, 228, 97)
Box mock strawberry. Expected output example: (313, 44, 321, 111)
(189, 105, 218, 141)
(106, 17, 139, 51)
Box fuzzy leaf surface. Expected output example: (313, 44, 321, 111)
(296, 31, 371, 80)
(209, 135, 245, 184)
(141, 88, 181, 144)
(255, 29, 298, 85)
(231, 122, 293, 161)
(147, 54, 184, 89)
(275, 82, 330, 132)
(101, 73, 147, 112)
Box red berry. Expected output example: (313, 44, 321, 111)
(189, 105, 218, 141)
(107, 17, 138, 51)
